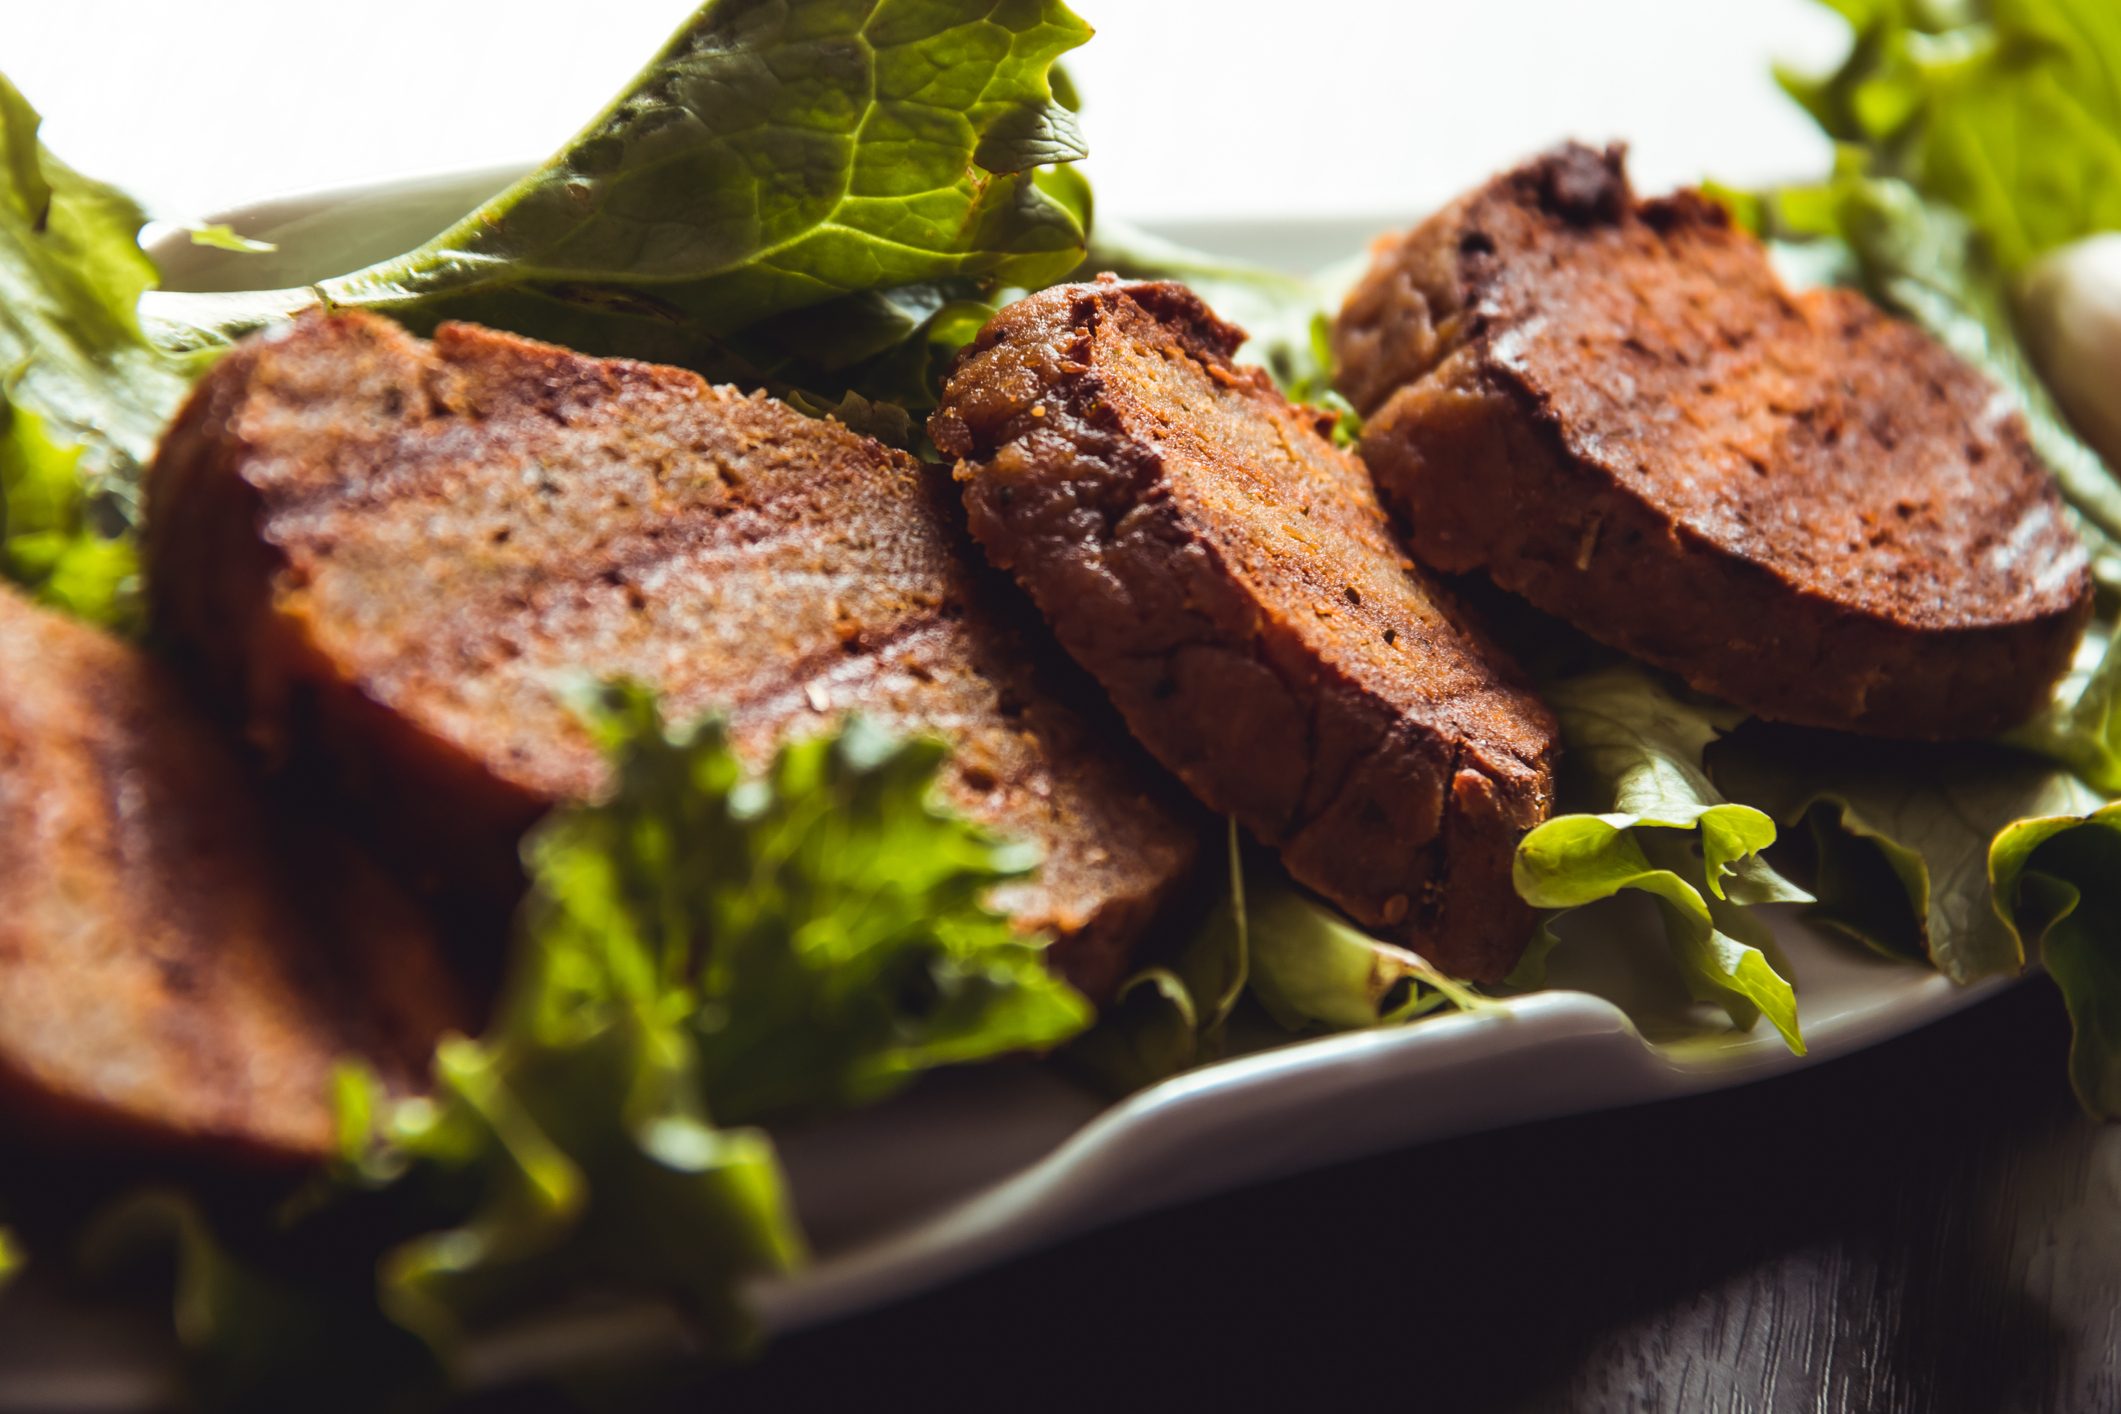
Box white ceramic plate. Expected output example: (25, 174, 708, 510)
(0, 170, 2011, 1410)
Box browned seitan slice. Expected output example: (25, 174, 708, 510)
(147, 312, 1203, 999)
(932, 277, 1559, 984)
(0, 587, 462, 1163)
(1336, 142, 2093, 739)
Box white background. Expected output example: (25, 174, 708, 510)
(13, 0, 1846, 225)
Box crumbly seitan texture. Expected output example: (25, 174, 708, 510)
(1336, 142, 2093, 740)
(931, 277, 1559, 983)
(147, 312, 1201, 999)
(0, 587, 462, 1164)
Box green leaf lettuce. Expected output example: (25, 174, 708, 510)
(1708, 722, 2102, 985)
(1244, 884, 1497, 1032)
(155, 0, 1097, 394)
(0, 74, 203, 623)
(1, 402, 139, 629)
(1512, 668, 1809, 1053)
(1782, 0, 2121, 273)
(347, 692, 1087, 1350)
(1992, 803, 2121, 1116)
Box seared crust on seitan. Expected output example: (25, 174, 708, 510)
(0, 588, 461, 1163)
(931, 278, 1559, 983)
(1337, 142, 2093, 739)
(147, 312, 1200, 998)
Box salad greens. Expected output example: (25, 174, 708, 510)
(1512, 669, 1808, 1052)
(1778, 0, 2121, 274)
(336, 689, 1086, 1358)
(0, 75, 198, 625)
(1245, 885, 1498, 1032)
(318, 0, 1094, 335)
(1708, 724, 2101, 985)
(1992, 804, 2121, 1114)
(0, 401, 138, 630)
(151, 0, 1095, 416)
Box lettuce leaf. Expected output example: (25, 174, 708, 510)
(1708, 722, 2101, 985)
(1992, 803, 2121, 1115)
(1245, 885, 1498, 1031)
(0, 74, 202, 623)
(152, 0, 1095, 399)
(0, 74, 199, 496)
(348, 692, 1085, 1349)
(0, 402, 139, 629)
(1512, 668, 1808, 1052)
(1783, 0, 2121, 273)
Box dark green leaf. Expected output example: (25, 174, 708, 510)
(159, 0, 1094, 381)
(1992, 803, 2121, 1115)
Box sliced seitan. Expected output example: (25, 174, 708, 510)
(0, 587, 462, 1163)
(932, 277, 1559, 983)
(147, 312, 1201, 998)
(1336, 142, 2093, 739)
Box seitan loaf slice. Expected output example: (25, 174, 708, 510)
(0, 587, 462, 1163)
(1336, 142, 2093, 739)
(933, 278, 1559, 983)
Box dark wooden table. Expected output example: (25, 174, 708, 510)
(656, 982, 2119, 1413)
